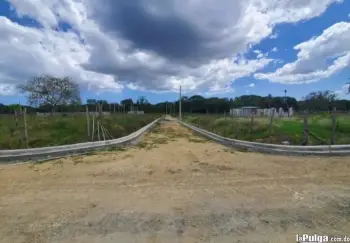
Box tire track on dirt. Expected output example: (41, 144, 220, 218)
(1, 120, 350, 243)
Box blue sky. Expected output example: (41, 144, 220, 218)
(0, 0, 349, 105)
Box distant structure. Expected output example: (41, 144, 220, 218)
(36, 112, 111, 116)
(127, 107, 144, 115)
(229, 106, 293, 117)
(229, 106, 259, 117)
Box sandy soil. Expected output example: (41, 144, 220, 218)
(1, 120, 350, 243)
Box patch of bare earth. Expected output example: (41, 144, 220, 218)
(1, 120, 350, 243)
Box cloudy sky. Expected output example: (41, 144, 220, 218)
(0, 0, 349, 104)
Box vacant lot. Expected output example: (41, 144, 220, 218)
(1, 120, 350, 243)
(185, 113, 350, 145)
(0, 114, 159, 149)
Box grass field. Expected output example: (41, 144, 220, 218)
(184, 113, 350, 145)
(0, 114, 160, 149)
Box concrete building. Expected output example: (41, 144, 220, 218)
(230, 106, 259, 117)
(229, 107, 294, 117)
(127, 107, 144, 115)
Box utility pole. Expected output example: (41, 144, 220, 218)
(179, 85, 182, 120)
(284, 89, 288, 116)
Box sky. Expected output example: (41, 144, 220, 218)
(0, 0, 349, 105)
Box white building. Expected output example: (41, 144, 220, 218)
(229, 107, 294, 117)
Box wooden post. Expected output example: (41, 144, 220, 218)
(15, 109, 22, 148)
(99, 104, 102, 119)
(97, 121, 101, 141)
(179, 85, 182, 120)
(114, 103, 116, 113)
(269, 109, 274, 144)
(250, 113, 254, 141)
(101, 123, 106, 141)
(23, 107, 28, 148)
(234, 119, 238, 139)
(330, 107, 336, 145)
(92, 115, 95, 142)
(303, 110, 308, 145)
(86, 106, 90, 138)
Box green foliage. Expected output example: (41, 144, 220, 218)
(184, 114, 350, 145)
(0, 114, 158, 149)
(17, 75, 81, 108)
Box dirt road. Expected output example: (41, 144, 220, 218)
(1, 120, 350, 243)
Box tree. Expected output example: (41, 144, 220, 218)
(87, 99, 97, 105)
(136, 96, 149, 105)
(121, 98, 134, 111)
(302, 90, 336, 111)
(18, 75, 81, 112)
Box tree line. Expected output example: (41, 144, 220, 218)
(0, 75, 349, 114)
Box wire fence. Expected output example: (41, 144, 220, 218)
(0, 105, 158, 150)
(183, 109, 350, 146)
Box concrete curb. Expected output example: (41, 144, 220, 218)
(179, 120, 350, 156)
(0, 117, 163, 164)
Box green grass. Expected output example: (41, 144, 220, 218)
(184, 113, 350, 145)
(0, 114, 160, 149)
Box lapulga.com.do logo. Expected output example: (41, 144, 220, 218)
(296, 234, 329, 243)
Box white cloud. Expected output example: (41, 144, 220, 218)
(335, 83, 350, 97)
(255, 21, 350, 84)
(271, 47, 278, 52)
(0, 0, 345, 95)
(269, 33, 278, 39)
(247, 83, 256, 88)
(0, 84, 16, 96)
(254, 49, 268, 59)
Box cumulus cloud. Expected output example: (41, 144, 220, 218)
(247, 83, 256, 88)
(0, 4, 123, 96)
(269, 33, 278, 39)
(271, 47, 278, 52)
(255, 21, 350, 84)
(0, 0, 344, 95)
(335, 83, 350, 97)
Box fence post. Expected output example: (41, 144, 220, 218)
(15, 109, 22, 148)
(330, 107, 336, 145)
(100, 123, 106, 141)
(269, 109, 274, 143)
(86, 106, 90, 138)
(302, 110, 308, 145)
(23, 107, 28, 148)
(250, 113, 254, 141)
(234, 118, 238, 139)
(97, 121, 101, 141)
(92, 115, 95, 142)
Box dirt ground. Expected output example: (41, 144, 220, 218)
(1, 120, 350, 243)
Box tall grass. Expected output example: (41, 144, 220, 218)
(184, 114, 350, 145)
(0, 114, 160, 149)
